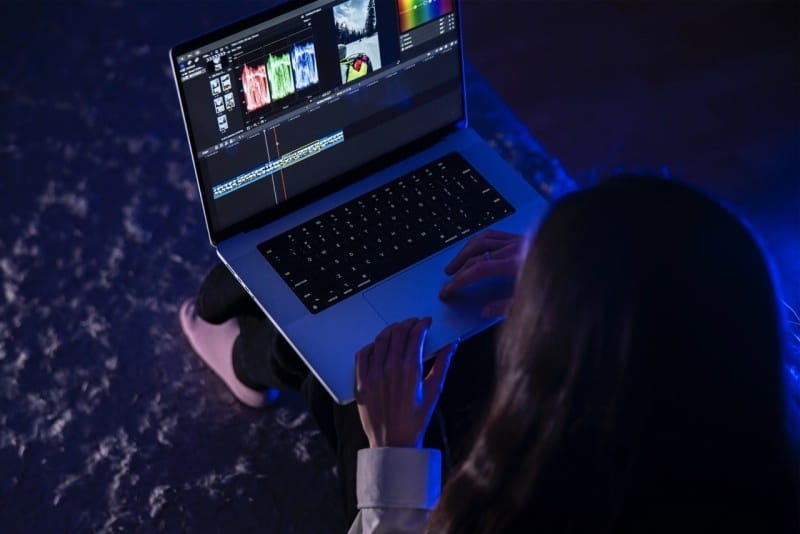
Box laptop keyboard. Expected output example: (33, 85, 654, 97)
(259, 152, 515, 314)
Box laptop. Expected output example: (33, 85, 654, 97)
(171, 0, 548, 403)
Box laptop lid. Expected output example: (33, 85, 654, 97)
(171, 0, 467, 246)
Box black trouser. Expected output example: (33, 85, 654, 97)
(196, 262, 497, 522)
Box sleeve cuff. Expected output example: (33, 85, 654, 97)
(356, 447, 442, 510)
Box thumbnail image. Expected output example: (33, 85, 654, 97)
(290, 41, 320, 91)
(217, 114, 228, 133)
(397, 0, 453, 33)
(334, 0, 382, 84)
(207, 55, 225, 73)
(241, 62, 271, 112)
(213, 96, 225, 114)
(210, 77, 221, 95)
(224, 92, 235, 110)
(266, 52, 296, 101)
(221, 74, 232, 91)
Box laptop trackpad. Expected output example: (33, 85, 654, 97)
(362, 250, 512, 357)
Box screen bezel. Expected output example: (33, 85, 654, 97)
(170, 0, 467, 245)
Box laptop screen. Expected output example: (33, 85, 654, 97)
(173, 0, 464, 242)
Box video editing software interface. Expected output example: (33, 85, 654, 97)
(176, 0, 462, 235)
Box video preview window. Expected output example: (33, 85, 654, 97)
(334, 0, 383, 84)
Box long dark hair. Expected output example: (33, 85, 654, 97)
(428, 176, 798, 532)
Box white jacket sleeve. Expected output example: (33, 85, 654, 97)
(347, 447, 442, 534)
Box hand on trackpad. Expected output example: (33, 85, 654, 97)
(362, 240, 515, 357)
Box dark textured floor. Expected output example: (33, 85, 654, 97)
(1, 1, 798, 532)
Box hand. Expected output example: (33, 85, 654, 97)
(354, 318, 457, 448)
(439, 229, 524, 317)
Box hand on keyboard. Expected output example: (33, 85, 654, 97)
(439, 229, 525, 317)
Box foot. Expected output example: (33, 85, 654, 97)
(179, 299, 266, 408)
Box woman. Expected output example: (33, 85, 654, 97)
(351, 176, 799, 533)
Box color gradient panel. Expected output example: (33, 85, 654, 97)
(397, 0, 453, 32)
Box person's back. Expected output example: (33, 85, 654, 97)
(428, 176, 799, 533)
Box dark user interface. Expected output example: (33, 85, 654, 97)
(176, 0, 462, 236)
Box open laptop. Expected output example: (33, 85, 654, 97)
(171, 0, 548, 403)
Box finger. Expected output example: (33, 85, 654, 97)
(444, 235, 507, 274)
(422, 342, 457, 411)
(453, 245, 515, 276)
(456, 242, 520, 273)
(444, 232, 512, 274)
(386, 319, 416, 376)
(371, 324, 393, 379)
(400, 317, 420, 352)
(457, 253, 484, 273)
(440, 257, 518, 298)
(354, 343, 373, 399)
(355, 340, 374, 372)
(482, 298, 511, 318)
(489, 241, 523, 259)
(404, 317, 431, 374)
